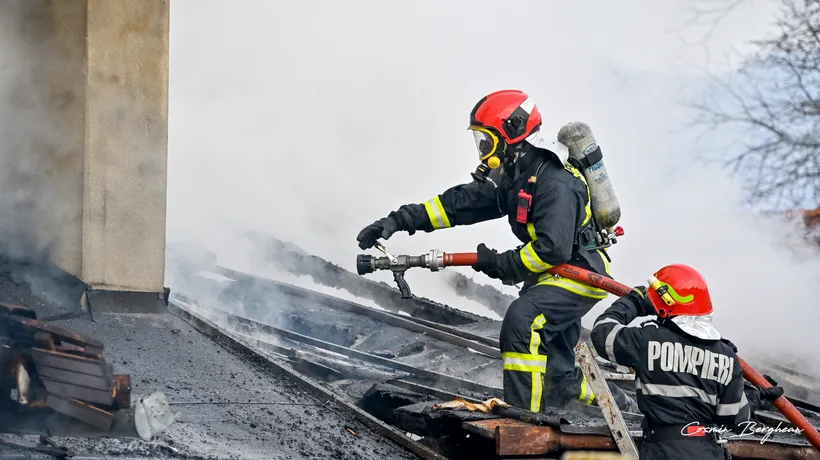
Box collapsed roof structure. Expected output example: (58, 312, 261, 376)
(161, 236, 820, 459)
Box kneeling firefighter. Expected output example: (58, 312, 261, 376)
(356, 89, 634, 412)
(590, 264, 785, 460)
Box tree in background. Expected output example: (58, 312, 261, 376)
(690, 0, 820, 212)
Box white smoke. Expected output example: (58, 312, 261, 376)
(167, 0, 818, 365)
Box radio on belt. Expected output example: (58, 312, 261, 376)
(516, 177, 535, 224)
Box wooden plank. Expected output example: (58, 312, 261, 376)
(462, 418, 529, 439)
(41, 378, 114, 406)
(37, 365, 111, 391)
(45, 395, 113, 431)
(31, 348, 109, 378)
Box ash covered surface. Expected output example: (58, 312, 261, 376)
(0, 255, 86, 319)
(197, 275, 502, 389)
(0, 260, 418, 460)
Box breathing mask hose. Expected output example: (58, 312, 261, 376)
(438, 252, 820, 449)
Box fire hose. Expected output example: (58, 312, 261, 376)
(355, 245, 820, 451)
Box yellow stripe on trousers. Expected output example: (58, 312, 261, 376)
(529, 314, 547, 412)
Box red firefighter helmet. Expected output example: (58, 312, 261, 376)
(646, 264, 714, 319)
(468, 90, 542, 168)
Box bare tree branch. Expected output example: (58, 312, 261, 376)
(689, 0, 820, 211)
(675, 0, 754, 45)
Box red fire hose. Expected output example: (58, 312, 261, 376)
(440, 252, 820, 450)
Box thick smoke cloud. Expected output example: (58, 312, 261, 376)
(0, 1, 88, 312)
(167, 0, 818, 366)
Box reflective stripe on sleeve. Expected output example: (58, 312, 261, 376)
(519, 242, 553, 273)
(716, 392, 749, 416)
(422, 196, 452, 230)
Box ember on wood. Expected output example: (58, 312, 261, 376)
(0, 303, 130, 431)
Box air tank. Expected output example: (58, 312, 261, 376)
(557, 122, 621, 228)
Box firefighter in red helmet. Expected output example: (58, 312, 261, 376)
(590, 264, 785, 460)
(357, 89, 636, 413)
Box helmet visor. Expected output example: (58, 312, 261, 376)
(469, 126, 500, 161)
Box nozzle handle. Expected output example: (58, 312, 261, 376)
(393, 272, 412, 299)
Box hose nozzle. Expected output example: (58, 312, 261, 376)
(356, 254, 375, 275)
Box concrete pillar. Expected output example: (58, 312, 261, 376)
(82, 0, 170, 294)
(0, 0, 170, 312)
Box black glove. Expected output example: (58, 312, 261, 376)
(356, 216, 401, 250)
(356, 207, 416, 250)
(744, 380, 785, 415)
(472, 243, 506, 280)
(629, 285, 655, 316)
(760, 385, 785, 401)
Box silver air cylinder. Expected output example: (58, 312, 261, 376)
(557, 122, 621, 228)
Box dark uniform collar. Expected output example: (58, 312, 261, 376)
(504, 143, 552, 181)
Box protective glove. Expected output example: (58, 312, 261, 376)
(356, 207, 416, 250)
(760, 385, 785, 401)
(471, 243, 506, 280)
(356, 216, 401, 250)
(628, 285, 655, 316)
(744, 379, 785, 415)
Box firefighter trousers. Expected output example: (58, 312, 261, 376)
(499, 284, 599, 412)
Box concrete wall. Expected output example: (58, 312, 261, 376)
(0, 0, 169, 295)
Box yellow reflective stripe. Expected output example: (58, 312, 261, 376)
(422, 196, 452, 230)
(519, 242, 553, 273)
(579, 375, 595, 405)
(536, 274, 609, 300)
(529, 314, 547, 412)
(502, 352, 547, 373)
(598, 249, 611, 275)
(526, 223, 538, 241)
(564, 162, 592, 225)
(532, 371, 542, 412)
(503, 352, 548, 363)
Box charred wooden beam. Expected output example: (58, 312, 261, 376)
(386, 379, 483, 404)
(729, 440, 820, 460)
(180, 299, 502, 397)
(466, 418, 820, 460)
(492, 405, 569, 429)
(393, 401, 500, 438)
(360, 383, 435, 426)
(180, 277, 501, 357)
(112, 374, 131, 409)
(495, 424, 616, 456)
